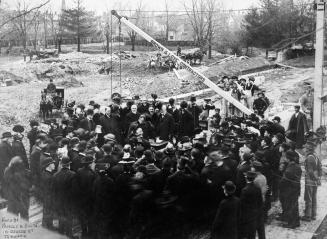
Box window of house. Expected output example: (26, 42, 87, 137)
(170, 36, 174, 40)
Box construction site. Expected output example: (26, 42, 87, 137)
(1, 0, 327, 238)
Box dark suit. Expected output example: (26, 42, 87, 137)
(79, 118, 96, 132)
(0, 141, 14, 184)
(212, 195, 240, 239)
(30, 147, 42, 186)
(93, 171, 115, 238)
(12, 139, 28, 169)
(239, 182, 263, 239)
(53, 167, 76, 236)
(100, 114, 122, 143)
(157, 112, 175, 141)
(187, 103, 202, 130)
(280, 162, 302, 227)
(235, 161, 251, 196)
(72, 166, 96, 237)
(178, 109, 194, 138)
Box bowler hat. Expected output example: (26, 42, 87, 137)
(2, 132, 12, 139)
(81, 155, 94, 165)
(13, 125, 24, 133)
(61, 156, 71, 166)
(223, 181, 236, 194)
(41, 157, 55, 170)
(245, 171, 257, 181)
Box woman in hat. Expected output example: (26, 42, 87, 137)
(3, 156, 31, 220)
(211, 181, 240, 239)
(0, 132, 14, 185)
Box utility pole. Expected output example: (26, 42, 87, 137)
(313, 0, 325, 131)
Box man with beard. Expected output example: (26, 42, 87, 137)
(125, 104, 140, 129)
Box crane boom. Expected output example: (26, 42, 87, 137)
(111, 10, 253, 115)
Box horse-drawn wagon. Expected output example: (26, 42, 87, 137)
(40, 87, 65, 119)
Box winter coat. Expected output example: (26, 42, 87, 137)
(287, 112, 309, 148)
(100, 114, 123, 143)
(0, 141, 14, 183)
(157, 113, 175, 141)
(178, 109, 194, 137)
(211, 195, 240, 239)
(53, 167, 76, 214)
(12, 140, 28, 169)
(72, 166, 96, 213)
(187, 103, 202, 129)
(279, 162, 302, 198)
(3, 166, 31, 214)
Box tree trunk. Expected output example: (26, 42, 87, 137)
(77, 36, 80, 52)
(58, 39, 62, 53)
(208, 42, 212, 59)
(131, 36, 135, 51)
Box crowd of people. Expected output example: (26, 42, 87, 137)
(0, 77, 324, 239)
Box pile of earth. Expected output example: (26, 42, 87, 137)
(0, 70, 26, 86)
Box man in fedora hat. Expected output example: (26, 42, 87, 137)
(40, 157, 56, 229)
(287, 105, 309, 148)
(53, 156, 75, 237)
(0, 132, 14, 188)
(239, 171, 263, 239)
(211, 181, 240, 239)
(302, 139, 321, 221)
(72, 155, 96, 238)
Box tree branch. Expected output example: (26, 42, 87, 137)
(0, 0, 50, 29)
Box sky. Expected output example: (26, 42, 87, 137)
(2, 0, 259, 14)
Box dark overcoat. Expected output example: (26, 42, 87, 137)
(211, 195, 240, 239)
(157, 113, 175, 141)
(0, 141, 14, 182)
(288, 112, 309, 148)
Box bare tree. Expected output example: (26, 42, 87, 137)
(127, 0, 145, 51)
(43, 10, 48, 48)
(184, 0, 219, 58)
(32, 11, 41, 50)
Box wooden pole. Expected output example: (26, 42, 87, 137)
(313, 0, 325, 131)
